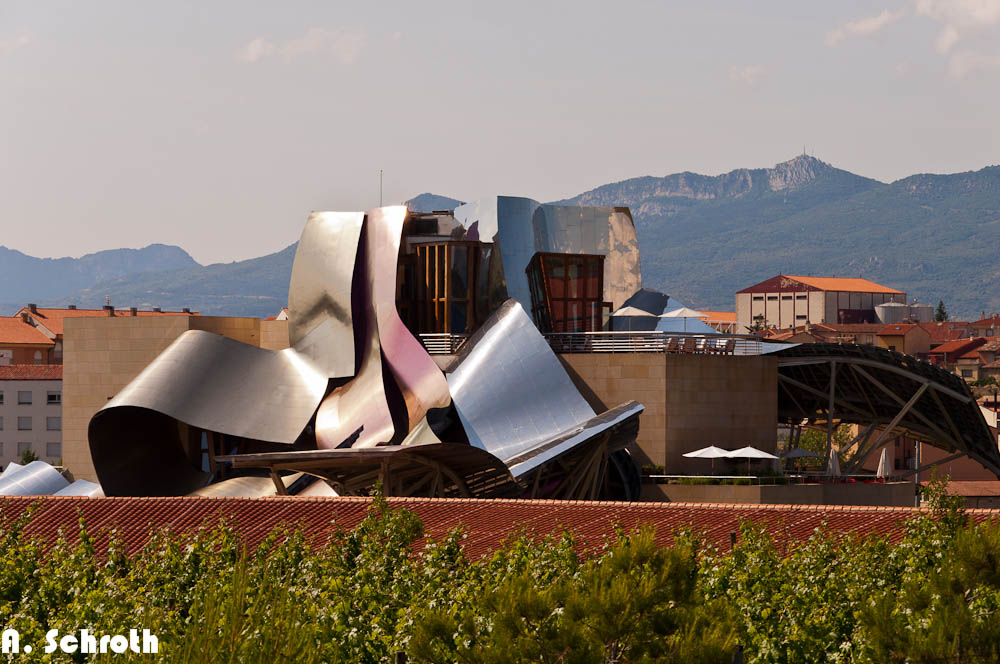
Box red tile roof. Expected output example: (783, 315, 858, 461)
(1, 496, 997, 558)
(15, 307, 199, 336)
(0, 318, 55, 346)
(931, 337, 987, 356)
(0, 364, 62, 380)
(918, 321, 971, 343)
(972, 315, 1000, 327)
(877, 324, 919, 335)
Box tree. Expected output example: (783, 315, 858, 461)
(934, 299, 949, 322)
(18, 448, 39, 465)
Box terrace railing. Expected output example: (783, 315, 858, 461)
(543, 331, 764, 355)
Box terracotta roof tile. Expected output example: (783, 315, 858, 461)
(918, 321, 972, 343)
(931, 337, 987, 355)
(0, 318, 54, 346)
(0, 364, 62, 380)
(877, 324, 919, 335)
(783, 276, 903, 294)
(2, 496, 998, 558)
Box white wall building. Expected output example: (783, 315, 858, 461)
(0, 365, 62, 469)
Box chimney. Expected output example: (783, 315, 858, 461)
(182, 307, 191, 314)
(153, 307, 162, 313)
(103, 305, 115, 317)
(20, 312, 30, 323)
(129, 307, 138, 317)
(67, 304, 77, 310)
(28, 303, 38, 313)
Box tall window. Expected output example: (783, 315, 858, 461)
(401, 242, 494, 334)
(17, 391, 31, 405)
(17, 417, 31, 431)
(46, 417, 61, 431)
(526, 252, 606, 333)
(47, 392, 61, 405)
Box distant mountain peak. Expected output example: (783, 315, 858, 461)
(405, 193, 464, 213)
(766, 154, 836, 191)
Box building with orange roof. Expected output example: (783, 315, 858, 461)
(735, 274, 906, 333)
(928, 337, 987, 375)
(918, 321, 973, 349)
(972, 314, 1000, 338)
(0, 364, 64, 468)
(12, 304, 198, 363)
(876, 323, 930, 356)
(698, 310, 737, 333)
(0, 317, 56, 365)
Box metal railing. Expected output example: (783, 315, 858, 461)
(544, 331, 765, 355)
(418, 333, 469, 355)
(417, 330, 766, 356)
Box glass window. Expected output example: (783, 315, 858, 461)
(766, 295, 778, 301)
(450, 245, 468, 296)
(781, 295, 792, 300)
(46, 443, 61, 459)
(17, 417, 31, 431)
(33, 350, 42, 365)
(47, 391, 61, 405)
(17, 391, 31, 405)
(17, 442, 31, 456)
(752, 295, 764, 301)
(0, 442, 3, 456)
(46, 417, 61, 431)
(0, 416, 3, 430)
(0, 391, 4, 405)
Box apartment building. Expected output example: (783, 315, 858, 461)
(0, 364, 63, 468)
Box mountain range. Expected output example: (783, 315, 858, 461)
(3, 155, 997, 320)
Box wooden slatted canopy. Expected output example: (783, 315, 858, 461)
(773, 343, 1000, 478)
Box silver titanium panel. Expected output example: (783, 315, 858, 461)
(287, 211, 365, 377)
(367, 206, 451, 430)
(316, 215, 396, 449)
(0, 461, 69, 495)
(447, 300, 597, 463)
(453, 197, 642, 315)
(103, 330, 328, 443)
(0, 462, 24, 480)
(187, 474, 300, 498)
(504, 401, 645, 479)
(53, 480, 105, 497)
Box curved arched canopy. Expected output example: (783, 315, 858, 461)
(774, 343, 1000, 477)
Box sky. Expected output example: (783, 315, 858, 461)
(2, 1, 999, 264)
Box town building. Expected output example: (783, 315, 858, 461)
(0, 317, 56, 365)
(0, 364, 63, 467)
(972, 314, 1000, 338)
(875, 323, 931, 356)
(735, 275, 905, 332)
(11, 305, 199, 364)
(928, 338, 988, 375)
(918, 321, 973, 350)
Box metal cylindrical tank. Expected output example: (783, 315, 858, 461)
(875, 302, 908, 324)
(909, 303, 934, 323)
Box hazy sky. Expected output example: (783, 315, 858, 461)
(3, 1, 999, 264)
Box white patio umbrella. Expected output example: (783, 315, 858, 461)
(659, 307, 709, 333)
(724, 446, 779, 475)
(682, 445, 730, 474)
(661, 307, 707, 318)
(610, 306, 655, 332)
(876, 448, 891, 479)
(611, 306, 655, 317)
(826, 446, 842, 478)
